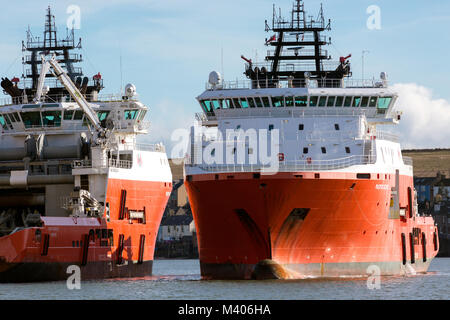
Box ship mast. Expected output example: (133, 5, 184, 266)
(245, 0, 351, 88)
(2, 6, 105, 102)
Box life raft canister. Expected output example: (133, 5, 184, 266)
(278, 153, 285, 162)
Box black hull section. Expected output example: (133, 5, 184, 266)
(0, 260, 153, 283)
(200, 262, 256, 280)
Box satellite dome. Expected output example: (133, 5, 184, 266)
(208, 71, 222, 86)
(125, 83, 136, 97)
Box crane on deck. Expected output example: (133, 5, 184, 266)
(33, 54, 107, 145)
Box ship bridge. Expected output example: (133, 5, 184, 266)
(196, 74, 400, 127)
(0, 95, 150, 136)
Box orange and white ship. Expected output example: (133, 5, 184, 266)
(184, 0, 439, 279)
(0, 8, 171, 282)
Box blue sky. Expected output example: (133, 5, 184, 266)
(1, 0, 449, 150)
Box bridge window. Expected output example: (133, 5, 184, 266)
(343, 96, 352, 107)
(73, 110, 84, 120)
(42, 110, 62, 127)
(12, 113, 20, 122)
(254, 97, 264, 108)
(318, 96, 327, 107)
(378, 97, 392, 109)
(240, 98, 249, 108)
(345, 147, 351, 154)
(64, 110, 74, 120)
(225, 98, 234, 109)
(361, 97, 370, 108)
(0, 115, 7, 130)
(217, 99, 226, 109)
(321, 147, 327, 154)
(309, 96, 318, 107)
(335, 96, 344, 107)
(22, 104, 40, 109)
(232, 98, 241, 108)
(369, 97, 377, 107)
(7, 114, 16, 123)
(327, 96, 336, 107)
(200, 100, 212, 112)
(20, 111, 42, 128)
(272, 96, 284, 107)
(295, 96, 307, 107)
(303, 147, 308, 154)
(124, 110, 138, 120)
(211, 100, 221, 110)
(335, 124, 340, 130)
(4, 114, 12, 129)
(352, 97, 362, 107)
(285, 96, 294, 107)
(41, 103, 60, 108)
(97, 111, 110, 121)
(262, 97, 271, 107)
(138, 110, 147, 120)
(298, 124, 304, 130)
(248, 98, 256, 108)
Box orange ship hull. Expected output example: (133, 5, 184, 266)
(185, 171, 439, 279)
(0, 178, 171, 282)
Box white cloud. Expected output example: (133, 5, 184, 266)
(392, 83, 450, 149)
(137, 99, 195, 154)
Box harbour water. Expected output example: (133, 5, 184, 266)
(0, 258, 448, 300)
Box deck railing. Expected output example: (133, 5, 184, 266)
(72, 158, 133, 170)
(121, 142, 166, 153)
(0, 92, 137, 107)
(188, 155, 376, 172)
(206, 77, 387, 91)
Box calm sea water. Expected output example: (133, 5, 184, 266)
(0, 258, 448, 300)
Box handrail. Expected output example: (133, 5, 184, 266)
(72, 159, 133, 169)
(0, 92, 137, 107)
(266, 48, 328, 57)
(206, 78, 387, 90)
(195, 108, 393, 123)
(187, 155, 377, 172)
(121, 142, 166, 153)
